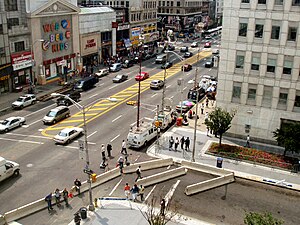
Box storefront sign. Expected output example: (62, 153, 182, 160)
(0, 75, 10, 81)
(117, 24, 130, 31)
(42, 19, 71, 53)
(56, 60, 67, 66)
(131, 27, 141, 37)
(11, 52, 33, 71)
(81, 35, 98, 56)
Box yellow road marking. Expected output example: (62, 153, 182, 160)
(60, 119, 84, 123)
(88, 107, 108, 111)
(72, 113, 98, 117)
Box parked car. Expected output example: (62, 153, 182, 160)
(155, 54, 167, 64)
(150, 79, 164, 89)
(53, 127, 84, 145)
(0, 157, 20, 182)
(43, 106, 70, 125)
(57, 90, 81, 106)
(184, 52, 193, 58)
(113, 74, 128, 83)
(205, 60, 214, 68)
(191, 42, 198, 48)
(161, 61, 173, 69)
(109, 63, 122, 72)
(95, 68, 109, 77)
(74, 76, 98, 92)
(181, 64, 192, 72)
(175, 102, 192, 113)
(12, 94, 37, 109)
(180, 46, 189, 52)
(212, 49, 220, 55)
(204, 42, 212, 48)
(0, 117, 26, 133)
(135, 72, 150, 81)
(122, 60, 134, 68)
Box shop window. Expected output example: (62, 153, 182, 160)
(267, 58, 276, 73)
(292, 0, 300, 6)
(262, 86, 273, 108)
(283, 59, 293, 75)
(287, 27, 297, 41)
(271, 26, 280, 40)
(236, 54, 245, 69)
(7, 18, 19, 29)
(255, 24, 264, 38)
(251, 56, 260, 71)
(14, 41, 25, 52)
(232, 82, 242, 103)
(239, 23, 248, 37)
(5, 0, 18, 11)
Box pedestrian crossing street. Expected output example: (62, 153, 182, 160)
(41, 51, 212, 137)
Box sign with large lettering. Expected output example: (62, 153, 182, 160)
(81, 35, 98, 56)
(11, 52, 33, 71)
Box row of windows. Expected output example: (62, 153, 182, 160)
(143, 1, 157, 9)
(158, 8, 181, 14)
(232, 83, 300, 111)
(235, 53, 295, 75)
(131, 12, 156, 22)
(241, 0, 300, 6)
(4, 0, 18, 11)
(239, 21, 298, 41)
(107, 1, 129, 8)
(159, 1, 180, 7)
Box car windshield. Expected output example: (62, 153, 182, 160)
(1, 120, 9, 125)
(16, 97, 24, 102)
(46, 111, 57, 117)
(115, 75, 122, 79)
(76, 81, 84, 88)
(151, 81, 158, 84)
(58, 131, 68, 137)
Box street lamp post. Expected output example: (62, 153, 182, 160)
(30, 39, 44, 85)
(50, 93, 117, 211)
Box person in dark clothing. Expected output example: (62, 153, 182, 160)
(169, 136, 174, 150)
(185, 137, 190, 151)
(63, 188, 69, 207)
(135, 166, 142, 182)
(107, 143, 112, 158)
(45, 193, 53, 211)
(74, 178, 82, 195)
(74, 212, 81, 225)
(180, 136, 185, 150)
(160, 198, 166, 216)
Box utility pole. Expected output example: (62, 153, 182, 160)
(137, 49, 142, 128)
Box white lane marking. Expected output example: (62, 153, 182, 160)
(108, 86, 115, 90)
(167, 165, 171, 169)
(1, 107, 10, 111)
(112, 115, 122, 123)
(87, 131, 97, 138)
(152, 108, 156, 112)
(166, 85, 171, 88)
(109, 178, 123, 196)
(209, 68, 212, 71)
(133, 106, 137, 109)
(183, 87, 187, 91)
(98, 83, 104, 87)
(25, 103, 56, 118)
(89, 93, 99, 99)
(151, 93, 157, 98)
(110, 134, 120, 142)
(145, 185, 156, 202)
(74, 140, 96, 145)
(0, 137, 44, 144)
(134, 155, 140, 163)
(62, 145, 78, 149)
(27, 119, 42, 126)
(170, 96, 174, 99)
(164, 180, 181, 207)
(6, 133, 52, 139)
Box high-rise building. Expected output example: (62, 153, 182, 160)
(217, 0, 300, 144)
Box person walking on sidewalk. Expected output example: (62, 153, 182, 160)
(185, 137, 190, 151)
(107, 143, 112, 158)
(121, 140, 127, 155)
(139, 185, 145, 201)
(180, 136, 185, 150)
(201, 103, 204, 114)
(160, 198, 166, 216)
(124, 183, 131, 199)
(74, 178, 81, 195)
(74, 212, 81, 225)
(135, 165, 142, 182)
(131, 184, 140, 202)
(246, 135, 251, 148)
(62, 188, 69, 207)
(118, 156, 124, 173)
(45, 193, 53, 211)
(169, 136, 174, 150)
(54, 188, 61, 207)
(174, 137, 179, 152)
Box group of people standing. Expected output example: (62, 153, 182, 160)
(124, 182, 145, 202)
(169, 136, 190, 151)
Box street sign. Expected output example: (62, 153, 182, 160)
(78, 140, 86, 160)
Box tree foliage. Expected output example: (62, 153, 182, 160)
(244, 211, 284, 225)
(273, 123, 300, 156)
(204, 107, 236, 146)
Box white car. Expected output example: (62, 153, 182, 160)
(0, 117, 26, 133)
(191, 42, 198, 48)
(12, 94, 37, 109)
(95, 68, 109, 77)
(53, 127, 84, 144)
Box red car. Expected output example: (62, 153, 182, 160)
(135, 72, 149, 81)
(204, 42, 212, 48)
(181, 64, 192, 72)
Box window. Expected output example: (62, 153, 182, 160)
(274, 0, 283, 5)
(5, 0, 18, 11)
(0, 24, 3, 34)
(241, 0, 250, 3)
(258, 0, 266, 4)
(294, 91, 300, 109)
(255, 24, 264, 38)
(278, 89, 288, 109)
(121, 1, 124, 6)
(14, 41, 25, 52)
(283, 59, 293, 75)
(262, 86, 273, 108)
(288, 27, 297, 41)
(267, 58, 276, 73)
(7, 18, 19, 29)
(236, 54, 245, 68)
(232, 82, 242, 102)
(251, 56, 260, 70)
(0, 47, 5, 57)
(247, 85, 257, 103)
(126, 1, 129, 7)
(292, 0, 300, 6)
(239, 23, 247, 36)
(177, 1, 180, 7)
(271, 26, 280, 39)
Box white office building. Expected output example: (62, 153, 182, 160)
(217, 0, 300, 144)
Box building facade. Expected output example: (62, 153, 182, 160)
(217, 0, 300, 143)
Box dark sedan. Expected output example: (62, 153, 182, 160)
(181, 64, 193, 72)
(161, 61, 173, 69)
(112, 74, 128, 83)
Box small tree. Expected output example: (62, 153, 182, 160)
(244, 211, 284, 225)
(273, 123, 300, 156)
(204, 107, 236, 147)
(139, 196, 179, 225)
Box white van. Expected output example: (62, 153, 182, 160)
(110, 63, 122, 72)
(155, 54, 167, 64)
(0, 157, 20, 182)
(127, 118, 157, 148)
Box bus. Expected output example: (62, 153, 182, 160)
(203, 26, 222, 38)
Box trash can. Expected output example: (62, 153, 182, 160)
(216, 157, 223, 168)
(80, 207, 87, 219)
(176, 117, 182, 126)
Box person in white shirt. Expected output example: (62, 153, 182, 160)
(121, 140, 127, 155)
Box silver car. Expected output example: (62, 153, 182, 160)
(150, 79, 164, 89)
